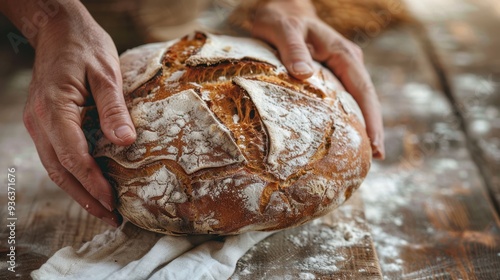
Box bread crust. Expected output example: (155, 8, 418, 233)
(82, 32, 371, 235)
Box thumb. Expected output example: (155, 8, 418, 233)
(253, 19, 314, 80)
(88, 62, 136, 146)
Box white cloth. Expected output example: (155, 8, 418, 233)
(31, 222, 273, 280)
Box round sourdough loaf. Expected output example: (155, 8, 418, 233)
(82, 32, 372, 235)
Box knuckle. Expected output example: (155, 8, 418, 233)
(283, 16, 303, 30)
(350, 43, 364, 59)
(22, 110, 35, 135)
(58, 152, 79, 173)
(100, 102, 129, 122)
(91, 69, 120, 95)
(329, 40, 358, 59)
(270, 15, 304, 35)
(58, 153, 98, 196)
(286, 41, 308, 56)
(358, 81, 377, 96)
(30, 88, 70, 122)
(327, 42, 347, 60)
(47, 167, 67, 189)
(31, 94, 49, 120)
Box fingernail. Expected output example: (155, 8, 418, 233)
(114, 125, 134, 141)
(102, 216, 119, 227)
(99, 199, 114, 212)
(292, 62, 313, 75)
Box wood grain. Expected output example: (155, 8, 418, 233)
(411, 0, 500, 214)
(360, 23, 500, 279)
(231, 193, 382, 279)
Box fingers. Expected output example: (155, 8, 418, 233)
(252, 17, 314, 79)
(23, 107, 121, 227)
(308, 23, 385, 159)
(21, 14, 128, 226)
(249, 1, 384, 158)
(27, 87, 120, 217)
(87, 55, 136, 146)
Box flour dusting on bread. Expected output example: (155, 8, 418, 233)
(121, 40, 178, 95)
(83, 31, 371, 235)
(94, 89, 245, 174)
(234, 77, 333, 180)
(186, 33, 285, 73)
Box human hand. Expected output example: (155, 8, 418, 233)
(250, 0, 385, 159)
(22, 3, 136, 226)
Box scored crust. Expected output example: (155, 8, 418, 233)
(82, 31, 372, 235)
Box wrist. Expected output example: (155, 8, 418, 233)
(0, 0, 95, 49)
(35, 1, 93, 49)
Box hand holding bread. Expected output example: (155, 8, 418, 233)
(1, 0, 383, 228)
(83, 32, 372, 234)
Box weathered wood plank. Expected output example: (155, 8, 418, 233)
(360, 24, 500, 279)
(232, 193, 382, 279)
(410, 0, 500, 213)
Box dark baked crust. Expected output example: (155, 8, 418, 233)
(82, 32, 371, 235)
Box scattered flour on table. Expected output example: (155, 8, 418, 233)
(361, 165, 409, 276)
(234, 219, 370, 278)
(298, 272, 316, 279)
(360, 136, 469, 278)
(299, 255, 340, 273)
(289, 222, 368, 274)
(287, 221, 368, 248)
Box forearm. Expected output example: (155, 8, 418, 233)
(0, 0, 92, 49)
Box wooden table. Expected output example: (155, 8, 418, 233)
(1, 0, 500, 279)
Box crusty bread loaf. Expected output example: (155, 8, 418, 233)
(82, 31, 371, 235)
